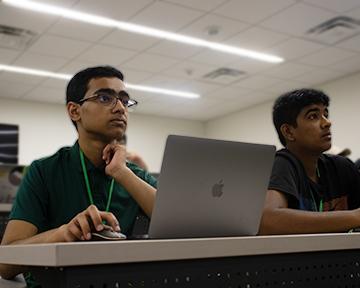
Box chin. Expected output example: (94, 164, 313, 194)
(320, 143, 332, 153)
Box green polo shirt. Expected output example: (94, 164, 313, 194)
(10, 142, 157, 288)
(10, 142, 157, 234)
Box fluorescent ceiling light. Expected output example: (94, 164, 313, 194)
(2, 0, 284, 63)
(0, 64, 200, 99)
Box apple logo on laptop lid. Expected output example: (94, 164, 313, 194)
(212, 179, 224, 197)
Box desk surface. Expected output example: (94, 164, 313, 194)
(0, 233, 359, 267)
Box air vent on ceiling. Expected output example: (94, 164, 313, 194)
(0, 25, 37, 50)
(203, 67, 246, 84)
(306, 16, 360, 45)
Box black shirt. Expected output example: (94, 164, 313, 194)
(268, 149, 360, 211)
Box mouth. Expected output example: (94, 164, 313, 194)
(110, 118, 127, 126)
(321, 131, 332, 140)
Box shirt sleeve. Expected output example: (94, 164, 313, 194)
(9, 160, 49, 232)
(268, 155, 300, 201)
(127, 162, 157, 188)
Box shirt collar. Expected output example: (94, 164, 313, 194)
(71, 141, 109, 174)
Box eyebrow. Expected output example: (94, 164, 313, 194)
(304, 108, 320, 116)
(304, 107, 329, 116)
(94, 88, 130, 98)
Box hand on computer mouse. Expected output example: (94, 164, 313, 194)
(91, 224, 127, 241)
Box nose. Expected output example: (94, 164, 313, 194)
(112, 97, 126, 112)
(322, 115, 331, 128)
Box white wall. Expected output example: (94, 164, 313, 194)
(0, 98, 205, 172)
(0, 98, 77, 165)
(205, 99, 279, 147)
(205, 71, 360, 162)
(126, 114, 204, 172)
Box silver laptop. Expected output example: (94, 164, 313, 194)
(148, 135, 276, 239)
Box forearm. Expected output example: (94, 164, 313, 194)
(115, 168, 156, 217)
(259, 208, 359, 235)
(0, 227, 65, 279)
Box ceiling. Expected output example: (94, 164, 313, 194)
(1, 0, 360, 121)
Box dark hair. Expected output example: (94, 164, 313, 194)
(66, 66, 124, 127)
(273, 88, 330, 146)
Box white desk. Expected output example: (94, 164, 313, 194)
(1, 233, 360, 287)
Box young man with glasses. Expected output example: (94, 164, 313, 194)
(0, 66, 157, 284)
(259, 88, 360, 235)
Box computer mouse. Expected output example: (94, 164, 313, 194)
(91, 225, 127, 241)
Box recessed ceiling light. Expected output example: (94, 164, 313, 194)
(2, 0, 284, 63)
(0, 64, 200, 99)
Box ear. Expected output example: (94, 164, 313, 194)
(67, 102, 81, 123)
(280, 123, 296, 143)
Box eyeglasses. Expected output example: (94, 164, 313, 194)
(78, 89, 138, 109)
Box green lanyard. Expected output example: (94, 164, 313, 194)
(79, 149, 115, 212)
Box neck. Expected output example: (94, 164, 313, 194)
(78, 136, 107, 168)
(287, 145, 320, 182)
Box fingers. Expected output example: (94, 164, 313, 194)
(63, 205, 121, 242)
(87, 205, 104, 232)
(102, 144, 113, 164)
(99, 211, 121, 232)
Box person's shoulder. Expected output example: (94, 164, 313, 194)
(274, 149, 299, 166)
(30, 146, 73, 169)
(321, 153, 354, 168)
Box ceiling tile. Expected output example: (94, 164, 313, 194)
(265, 38, 325, 60)
(130, 1, 203, 31)
(226, 58, 277, 74)
(336, 34, 360, 52)
(13, 52, 69, 71)
(123, 53, 178, 73)
(179, 14, 249, 41)
(164, 0, 227, 12)
(295, 68, 344, 85)
(328, 55, 360, 74)
(146, 41, 203, 59)
(120, 68, 153, 83)
(0, 5, 57, 34)
(49, 19, 112, 42)
(0, 79, 34, 99)
(263, 62, 315, 79)
(163, 61, 217, 80)
(215, 0, 296, 24)
(189, 50, 238, 66)
(232, 75, 283, 89)
(206, 86, 253, 100)
(302, 0, 360, 13)
(260, 2, 336, 37)
(266, 79, 309, 95)
(0, 71, 44, 85)
(0, 48, 21, 64)
(297, 47, 357, 67)
(58, 60, 97, 74)
(101, 30, 160, 51)
(183, 80, 222, 95)
(225, 27, 289, 50)
(140, 75, 187, 89)
(77, 44, 137, 66)
(41, 78, 68, 90)
(29, 35, 91, 58)
(37, 0, 78, 7)
(73, 0, 154, 20)
(346, 7, 360, 18)
(22, 86, 65, 103)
